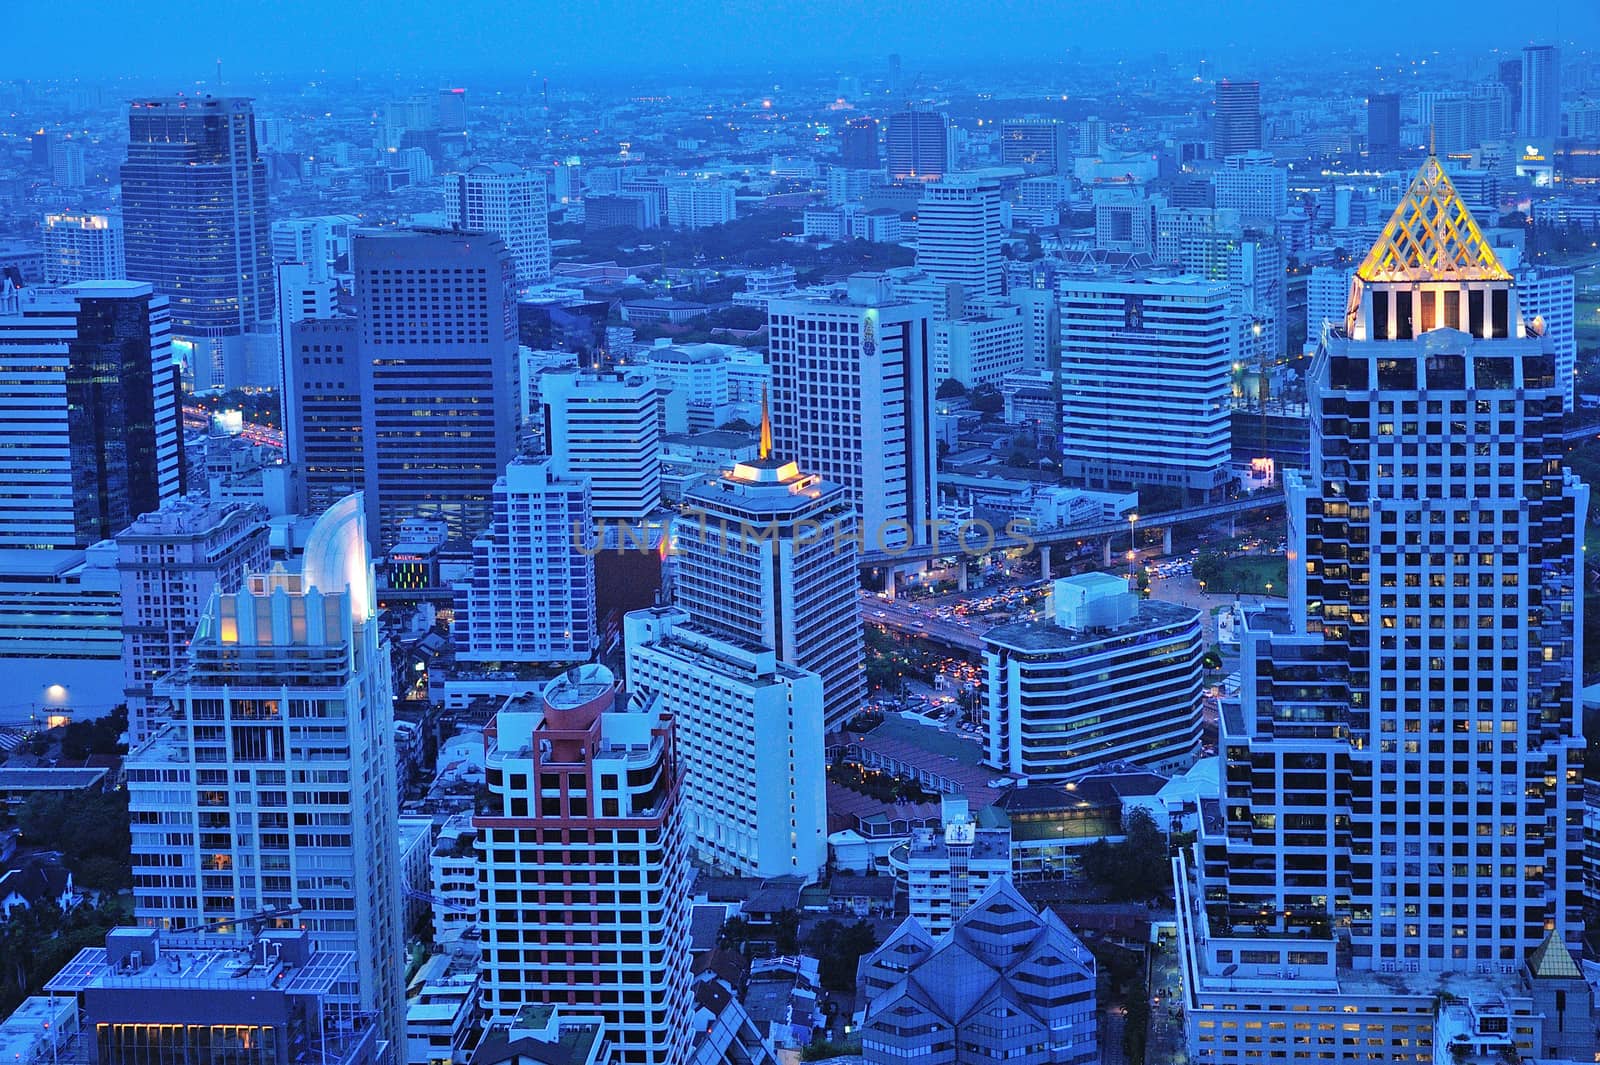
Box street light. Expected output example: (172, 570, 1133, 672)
(1265, 581, 1274, 597)
(1127, 513, 1139, 564)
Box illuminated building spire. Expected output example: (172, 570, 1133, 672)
(758, 384, 773, 461)
(1355, 154, 1510, 283)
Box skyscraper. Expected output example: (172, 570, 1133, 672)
(841, 116, 880, 168)
(446, 163, 551, 286)
(999, 118, 1073, 173)
(885, 107, 949, 180)
(624, 605, 828, 878)
(767, 274, 937, 550)
(541, 368, 661, 521)
(1211, 150, 1288, 228)
(115, 497, 270, 745)
(1057, 275, 1236, 497)
(0, 280, 184, 548)
(475, 665, 693, 1065)
(352, 229, 519, 548)
(121, 97, 274, 393)
(675, 402, 865, 728)
(126, 495, 404, 1049)
(283, 316, 363, 516)
(1521, 45, 1561, 142)
(1499, 58, 1524, 132)
(916, 174, 1004, 299)
(1174, 156, 1589, 1058)
(1366, 92, 1401, 155)
(1213, 79, 1262, 156)
(453, 455, 596, 662)
(41, 213, 125, 284)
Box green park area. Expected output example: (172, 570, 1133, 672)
(1191, 552, 1287, 597)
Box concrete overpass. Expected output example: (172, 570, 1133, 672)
(860, 489, 1286, 592)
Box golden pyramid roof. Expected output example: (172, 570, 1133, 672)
(1355, 155, 1512, 284)
(1526, 930, 1583, 980)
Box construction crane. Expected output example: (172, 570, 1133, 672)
(172, 905, 305, 937)
(405, 888, 476, 914)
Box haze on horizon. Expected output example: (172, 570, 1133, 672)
(5, 0, 1597, 83)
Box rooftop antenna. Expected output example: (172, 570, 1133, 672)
(758, 385, 773, 461)
(216, 59, 223, 89)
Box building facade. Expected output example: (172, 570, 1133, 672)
(474, 665, 693, 1065)
(767, 275, 937, 550)
(0, 281, 184, 549)
(121, 97, 274, 392)
(446, 163, 551, 286)
(624, 606, 827, 879)
(1057, 275, 1236, 496)
(1173, 156, 1589, 1062)
(983, 574, 1205, 780)
(540, 368, 661, 521)
(916, 175, 1004, 299)
(125, 496, 404, 1048)
(41, 213, 125, 285)
(352, 229, 519, 549)
(115, 498, 270, 745)
(675, 418, 866, 728)
(452, 456, 596, 663)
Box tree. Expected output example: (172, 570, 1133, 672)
(936, 378, 968, 400)
(807, 918, 878, 991)
(17, 789, 132, 893)
(969, 384, 1004, 415)
(1079, 808, 1171, 902)
(718, 915, 751, 951)
(772, 907, 802, 956)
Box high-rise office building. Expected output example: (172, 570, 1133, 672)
(0, 280, 184, 549)
(1499, 58, 1524, 133)
(126, 495, 404, 1048)
(275, 260, 340, 413)
(540, 368, 661, 521)
(283, 316, 363, 516)
(1367, 92, 1401, 154)
(916, 174, 1004, 299)
(1057, 275, 1236, 496)
(1213, 79, 1263, 156)
(1212, 150, 1288, 228)
(675, 405, 865, 728)
(115, 498, 270, 745)
(999, 118, 1073, 173)
(983, 574, 1204, 780)
(1174, 156, 1590, 1059)
(1521, 45, 1560, 142)
(1306, 264, 1356, 347)
(841, 116, 879, 168)
(767, 274, 937, 549)
(624, 605, 828, 878)
(453, 455, 596, 662)
(121, 97, 274, 392)
(48, 138, 85, 187)
(352, 229, 519, 548)
(475, 665, 693, 1065)
(1514, 264, 1577, 412)
(446, 163, 551, 286)
(41, 213, 125, 284)
(437, 87, 468, 131)
(885, 107, 949, 180)
(665, 180, 737, 228)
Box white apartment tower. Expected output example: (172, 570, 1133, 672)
(676, 405, 867, 728)
(916, 174, 1004, 299)
(1174, 156, 1590, 1062)
(41, 213, 125, 284)
(446, 163, 551, 285)
(1212, 151, 1288, 228)
(124, 495, 405, 1049)
(475, 665, 693, 1065)
(115, 497, 270, 745)
(1057, 275, 1237, 497)
(452, 456, 596, 663)
(624, 605, 828, 879)
(767, 274, 937, 549)
(541, 368, 661, 521)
